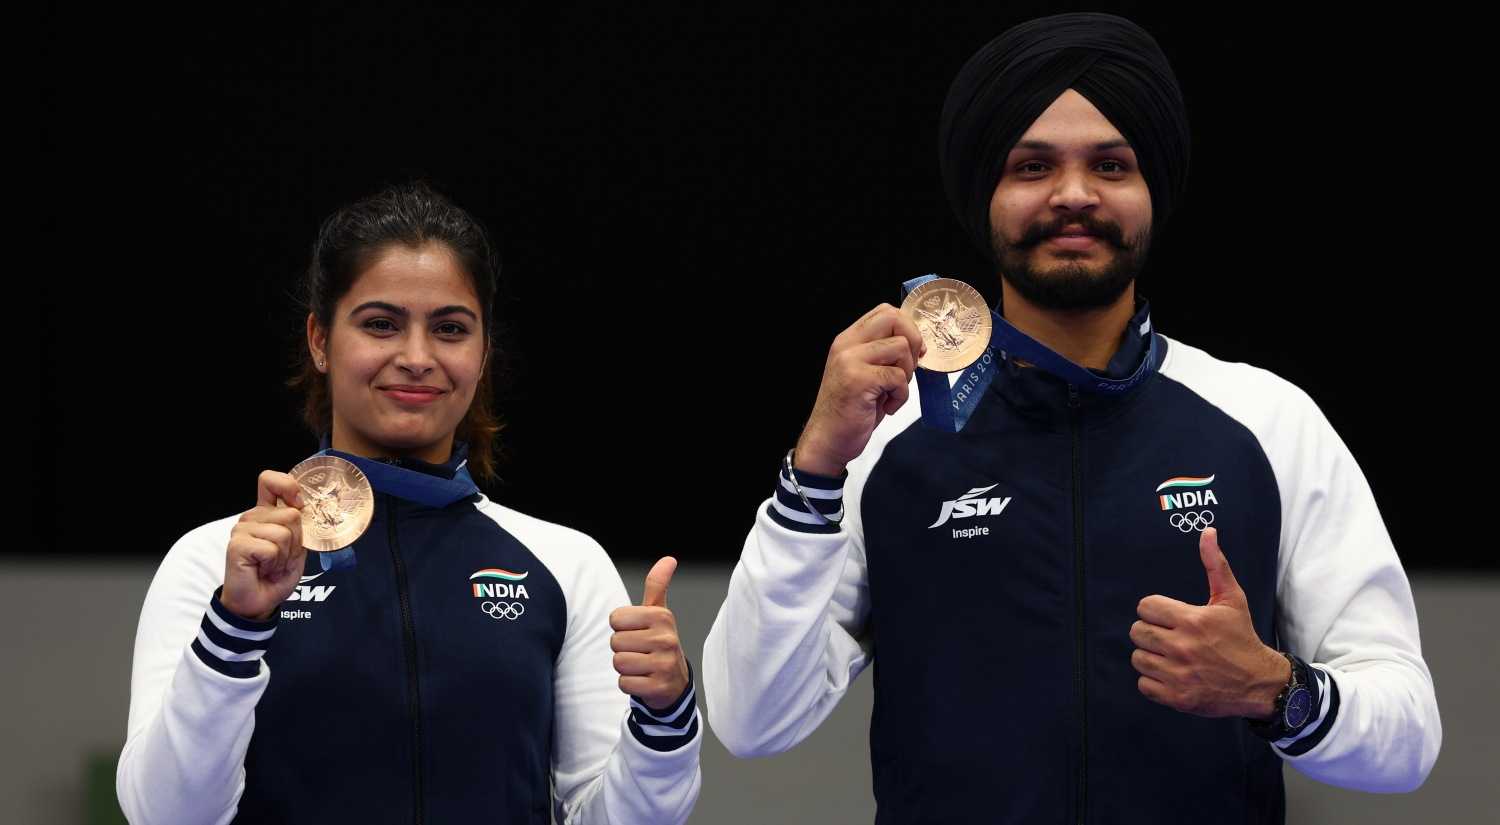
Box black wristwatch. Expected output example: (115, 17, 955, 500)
(1248, 652, 1317, 741)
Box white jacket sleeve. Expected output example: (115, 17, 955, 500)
(549, 534, 702, 825)
(117, 517, 272, 825)
(702, 452, 878, 758)
(1268, 384, 1442, 792)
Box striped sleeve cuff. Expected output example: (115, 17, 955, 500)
(189, 586, 278, 679)
(627, 660, 700, 753)
(1275, 665, 1341, 756)
(767, 462, 846, 535)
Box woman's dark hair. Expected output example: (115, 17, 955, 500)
(289, 180, 503, 481)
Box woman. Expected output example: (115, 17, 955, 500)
(117, 182, 702, 824)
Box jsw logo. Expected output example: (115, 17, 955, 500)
(286, 585, 336, 602)
(929, 484, 1012, 528)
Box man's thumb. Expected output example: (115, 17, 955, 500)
(642, 556, 677, 607)
(1199, 528, 1243, 606)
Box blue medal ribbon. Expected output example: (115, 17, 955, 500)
(901, 274, 1159, 433)
(305, 440, 480, 571)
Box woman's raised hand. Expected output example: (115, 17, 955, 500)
(220, 471, 308, 621)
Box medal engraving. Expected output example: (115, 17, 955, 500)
(900, 278, 992, 373)
(288, 455, 374, 552)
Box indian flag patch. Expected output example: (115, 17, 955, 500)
(1155, 475, 1215, 492)
(470, 567, 528, 582)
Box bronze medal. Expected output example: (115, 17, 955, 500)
(900, 277, 992, 373)
(288, 455, 374, 552)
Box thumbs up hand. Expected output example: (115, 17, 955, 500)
(609, 557, 692, 711)
(1129, 528, 1290, 719)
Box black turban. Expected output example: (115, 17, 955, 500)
(938, 12, 1190, 258)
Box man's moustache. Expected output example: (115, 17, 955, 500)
(1017, 222, 1125, 249)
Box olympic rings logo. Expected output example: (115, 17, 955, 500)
(1169, 510, 1215, 533)
(481, 601, 526, 620)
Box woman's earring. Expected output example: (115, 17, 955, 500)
(317, 359, 325, 369)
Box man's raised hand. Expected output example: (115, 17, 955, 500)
(793, 304, 926, 477)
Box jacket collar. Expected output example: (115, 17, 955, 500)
(986, 295, 1163, 426)
(314, 436, 479, 508)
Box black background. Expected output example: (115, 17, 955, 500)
(33, 3, 1483, 569)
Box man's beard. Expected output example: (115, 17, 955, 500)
(990, 215, 1151, 311)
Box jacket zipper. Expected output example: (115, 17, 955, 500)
(1068, 384, 1087, 825)
(387, 495, 425, 825)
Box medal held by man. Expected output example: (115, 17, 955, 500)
(896, 274, 1003, 432)
(899, 277, 992, 373)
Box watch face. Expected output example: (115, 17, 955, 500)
(1284, 687, 1313, 729)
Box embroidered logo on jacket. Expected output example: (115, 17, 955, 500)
(470, 568, 530, 620)
(929, 484, 1013, 531)
(1157, 475, 1218, 532)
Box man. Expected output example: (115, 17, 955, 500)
(702, 12, 1440, 824)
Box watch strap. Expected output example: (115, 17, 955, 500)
(1248, 651, 1317, 741)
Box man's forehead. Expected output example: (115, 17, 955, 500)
(1009, 137, 1134, 155)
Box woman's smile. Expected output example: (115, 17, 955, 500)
(378, 384, 447, 405)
